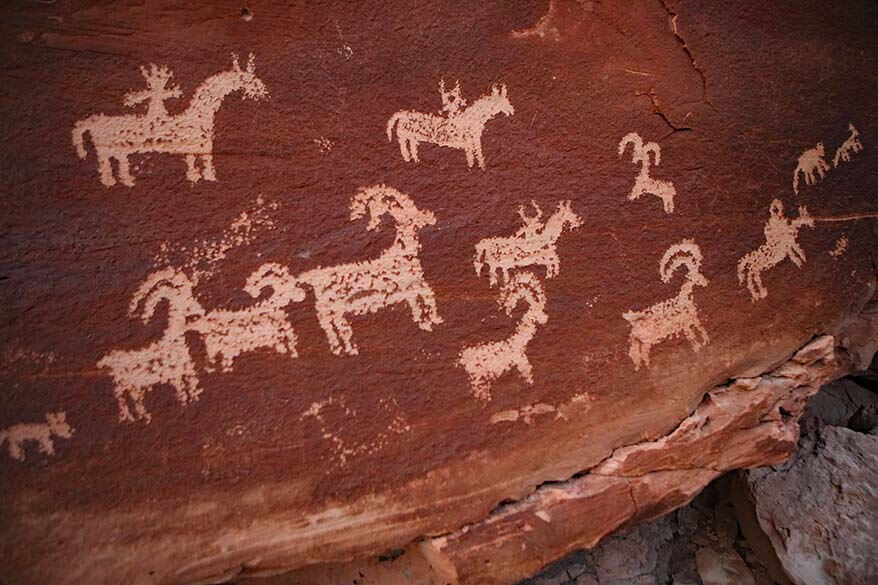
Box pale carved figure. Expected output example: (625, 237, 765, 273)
(833, 123, 863, 168)
(618, 132, 676, 214)
(0, 412, 73, 461)
(458, 272, 548, 401)
(793, 142, 830, 194)
(73, 53, 268, 187)
(290, 185, 442, 356)
(386, 82, 514, 169)
(737, 199, 815, 301)
(474, 200, 582, 286)
(190, 263, 307, 372)
(623, 240, 710, 370)
(98, 268, 205, 423)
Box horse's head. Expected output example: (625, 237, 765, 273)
(46, 412, 73, 439)
(769, 198, 784, 217)
(555, 200, 583, 230)
(489, 84, 514, 117)
(229, 53, 268, 100)
(815, 142, 825, 156)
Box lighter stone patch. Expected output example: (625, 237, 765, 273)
(0, 412, 73, 461)
(313, 137, 334, 153)
(72, 53, 268, 187)
(618, 132, 676, 214)
(489, 402, 556, 425)
(623, 240, 710, 370)
(833, 122, 863, 168)
(737, 199, 814, 301)
(386, 82, 514, 169)
(793, 142, 830, 194)
(473, 200, 582, 287)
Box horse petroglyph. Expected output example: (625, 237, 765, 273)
(386, 81, 513, 169)
(793, 142, 830, 194)
(623, 240, 710, 370)
(292, 185, 442, 356)
(474, 200, 582, 286)
(0, 412, 73, 462)
(833, 123, 863, 168)
(618, 132, 677, 214)
(73, 53, 268, 187)
(737, 199, 814, 301)
(458, 272, 548, 401)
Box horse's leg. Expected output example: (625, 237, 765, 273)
(114, 385, 135, 423)
(398, 136, 411, 162)
(475, 141, 485, 170)
(334, 316, 358, 356)
(628, 339, 642, 370)
(488, 266, 498, 287)
(116, 155, 135, 187)
(789, 244, 806, 267)
(410, 139, 420, 163)
(517, 355, 534, 384)
(97, 153, 116, 186)
(465, 147, 475, 168)
(185, 154, 201, 183)
(201, 153, 217, 182)
(315, 309, 343, 355)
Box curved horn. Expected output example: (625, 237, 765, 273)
(231, 52, 241, 71)
(618, 132, 643, 160)
(246, 53, 256, 73)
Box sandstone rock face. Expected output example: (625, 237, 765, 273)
(1, 1, 877, 584)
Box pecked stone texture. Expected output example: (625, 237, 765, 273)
(0, 1, 877, 585)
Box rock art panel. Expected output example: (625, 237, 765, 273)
(623, 240, 710, 370)
(0, 412, 73, 461)
(618, 132, 677, 213)
(386, 82, 513, 169)
(72, 53, 268, 186)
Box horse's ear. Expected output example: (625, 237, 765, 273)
(246, 53, 256, 73)
(500, 84, 507, 97)
(491, 84, 499, 95)
(231, 53, 241, 71)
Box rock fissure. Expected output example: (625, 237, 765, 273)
(656, 0, 715, 110)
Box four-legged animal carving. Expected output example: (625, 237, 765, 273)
(474, 200, 582, 286)
(793, 142, 830, 194)
(833, 123, 863, 167)
(73, 53, 268, 187)
(0, 412, 73, 461)
(618, 132, 677, 214)
(458, 272, 548, 400)
(98, 268, 205, 423)
(387, 83, 514, 169)
(737, 199, 814, 301)
(623, 240, 710, 370)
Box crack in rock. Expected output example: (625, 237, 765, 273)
(657, 0, 716, 110)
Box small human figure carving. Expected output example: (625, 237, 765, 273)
(386, 82, 514, 169)
(97, 268, 206, 423)
(73, 53, 268, 187)
(0, 412, 73, 461)
(458, 272, 548, 401)
(474, 200, 582, 286)
(737, 199, 815, 301)
(618, 132, 677, 214)
(833, 123, 863, 168)
(191, 263, 307, 372)
(290, 185, 443, 356)
(623, 240, 710, 370)
(793, 142, 830, 194)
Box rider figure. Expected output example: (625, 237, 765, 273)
(123, 64, 182, 119)
(439, 79, 467, 117)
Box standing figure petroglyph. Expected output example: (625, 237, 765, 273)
(618, 132, 677, 214)
(98, 268, 205, 423)
(833, 123, 863, 168)
(458, 272, 548, 401)
(386, 82, 514, 169)
(623, 240, 710, 370)
(291, 185, 442, 356)
(0, 412, 73, 462)
(792, 142, 830, 194)
(737, 199, 815, 301)
(473, 200, 582, 286)
(73, 53, 268, 187)
(190, 263, 307, 372)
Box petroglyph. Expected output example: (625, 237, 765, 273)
(73, 53, 268, 187)
(489, 403, 556, 425)
(618, 132, 676, 213)
(793, 142, 830, 194)
(0, 412, 73, 461)
(190, 263, 307, 372)
(386, 82, 513, 169)
(458, 272, 548, 401)
(293, 185, 442, 356)
(98, 268, 205, 423)
(833, 123, 863, 167)
(623, 240, 710, 370)
(737, 199, 814, 301)
(474, 200, 582, 286)
(829, 236, 849, 259)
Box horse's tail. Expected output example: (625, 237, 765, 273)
(736, 254, 750, 285)
(792, 168, 800, 194)
(386, 112, 404, 142)
(622, 310, 643, 323)
(473, 242, 486, 275)
(72, 120, 91, 159)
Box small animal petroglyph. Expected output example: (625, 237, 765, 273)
(292, 185, 442, 355)
(737, 199, 814, 301)
(387, 82, 513, 169)
(833, 123, 863, 168)
(458, 272, 548, 401)
(623, 240, 710, 370)
(829, 236, 848, 259)
(618, 132, 677, 214)
(474, 200, 582, 286)
(793, 142, 830, 194)
(73, 53, 268, 187)
(0, 412, 73, 461)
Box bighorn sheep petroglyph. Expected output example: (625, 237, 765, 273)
(0, 412, 73, 461)
(623, 240, 710, 370)
(618, 132, 677, 214)
(793, 142, 830, 194)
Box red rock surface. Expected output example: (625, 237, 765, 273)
(0, 1, 877, 584)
